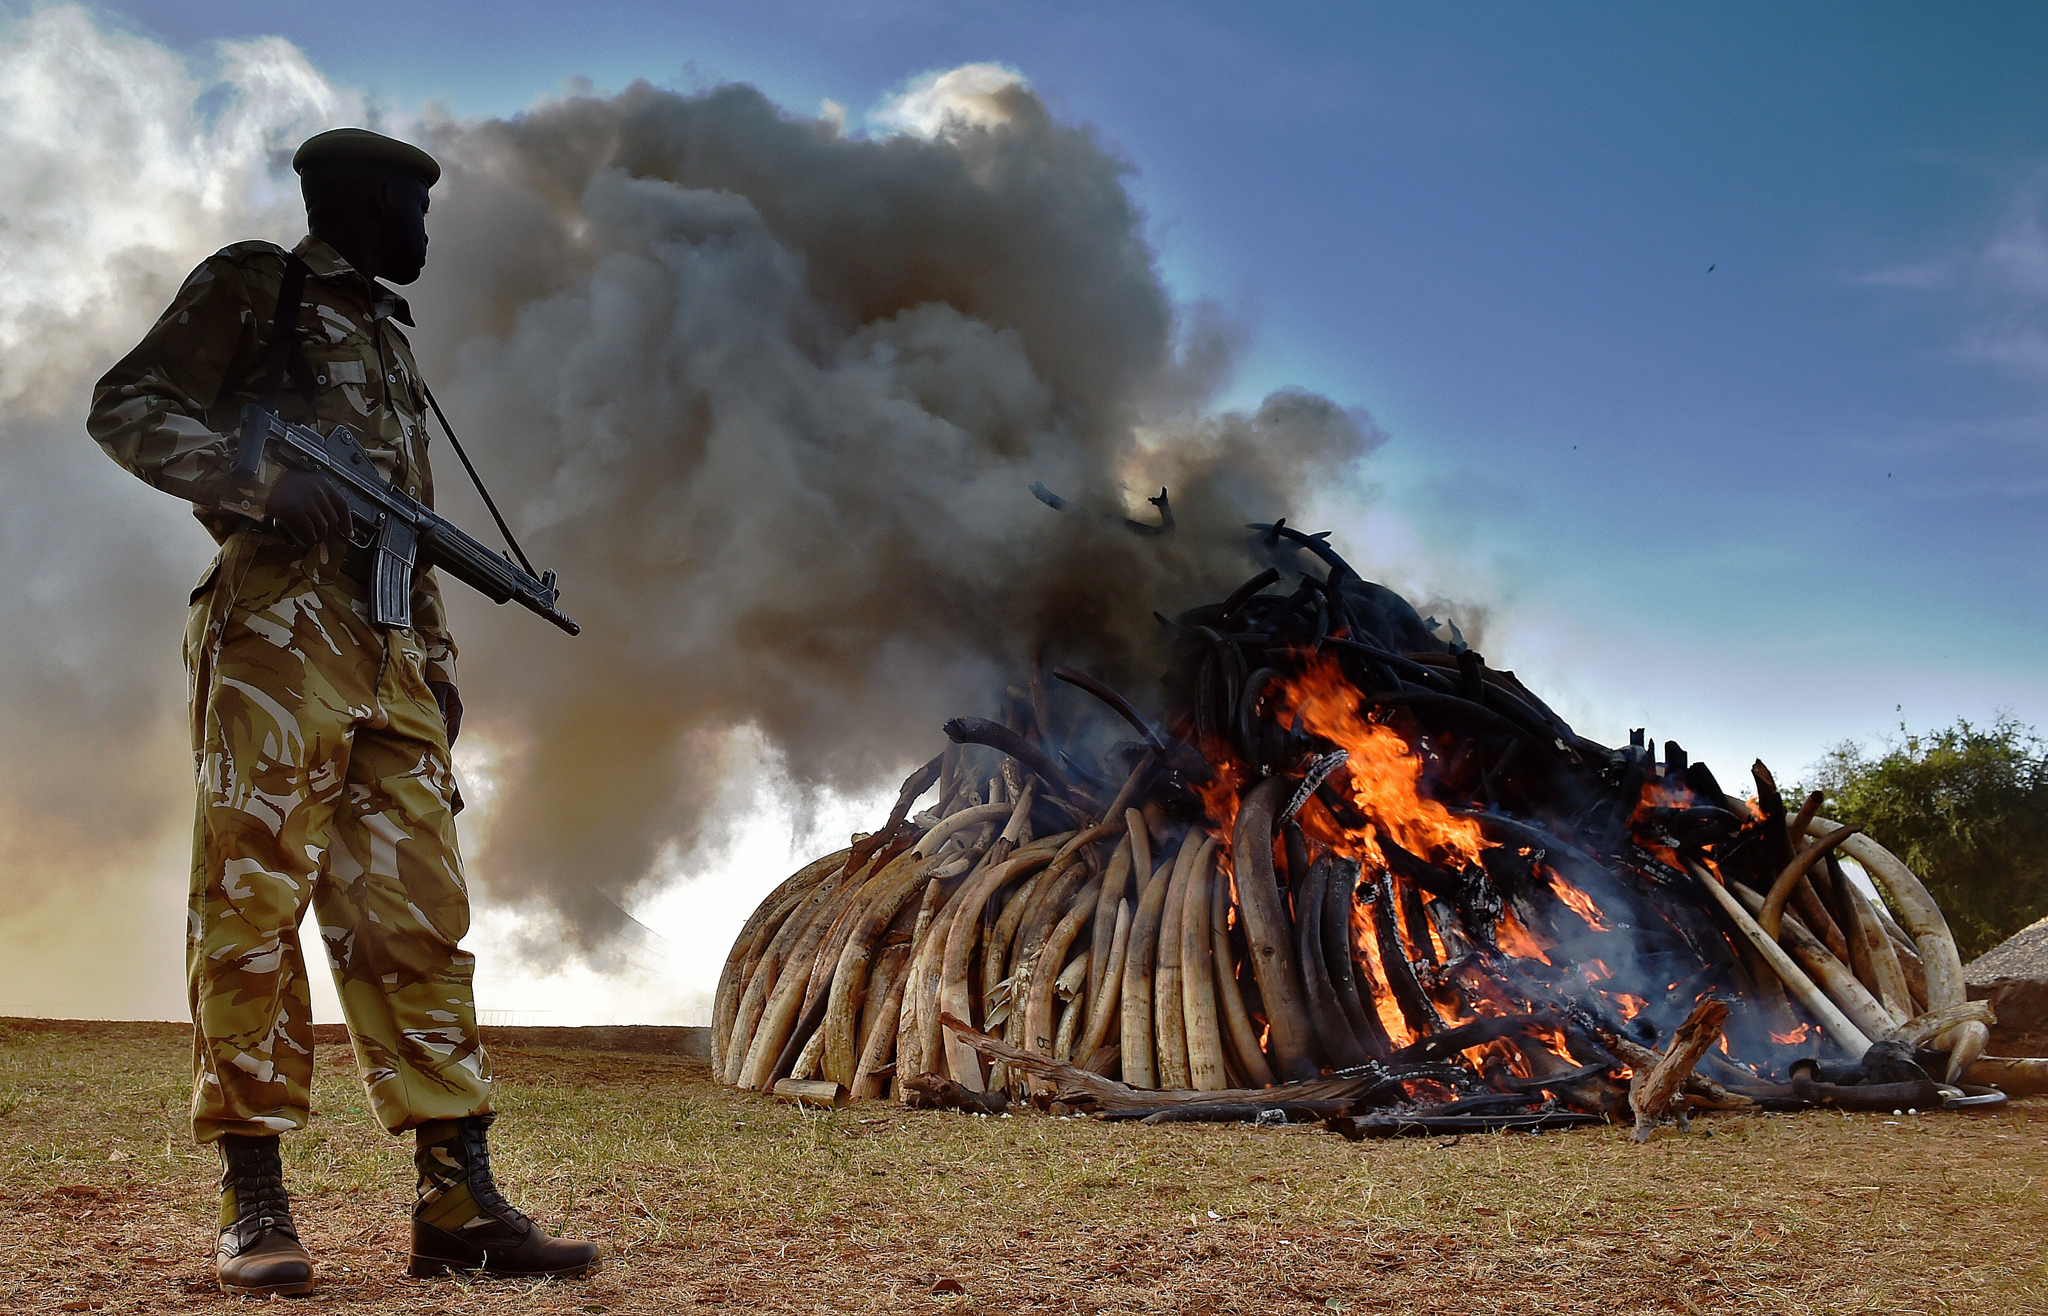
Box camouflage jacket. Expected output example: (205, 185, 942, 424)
(89, 236, 457, 684)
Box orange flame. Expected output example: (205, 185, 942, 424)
(1549, 870, 1611, 931)
(1272, 657, 1491, 871)
(1493, 908, 1552, 964)
(1770, 1023, 1814, 1046)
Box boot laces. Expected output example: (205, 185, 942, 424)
(220, 1139, 299, 1243)
(457, 1117, 534, 1231)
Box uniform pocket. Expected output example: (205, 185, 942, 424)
(188, 557, 222, 606)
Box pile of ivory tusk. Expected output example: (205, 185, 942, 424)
(710, 540, 2048, 1121)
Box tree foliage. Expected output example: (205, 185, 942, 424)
(1808, 715, 2048, 961)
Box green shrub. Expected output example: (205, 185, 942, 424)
(1807, 715, 2048, 961)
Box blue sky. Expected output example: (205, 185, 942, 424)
(95, 0, 2048, 780)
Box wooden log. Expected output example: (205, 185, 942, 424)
(773, 1078, 847, 1107)
(1607, 1034, 1752, 1110)
(1153, 835, 1204, 1090)
(942, 1012, 1393, 1115)
(712, 848, 850, 1076)
(1211, 868, 1276, 1088)
(1812, 819, 1966, 1012)
(1119, 843, 1183, 1089)
(1296, 854, 1369, 1067)
(1076, 898, 1133, 1067)
(1179, 842, 1230, 1091)
(1629, 998, 1731, 1142)
(1732, 883, 1898, 1041)
(901, 1073, 1008, 1115)
(1963, 1056, 2048, 1097)
(1230, 776, 1321, 1081)
(1686, 860, 1871, 1059)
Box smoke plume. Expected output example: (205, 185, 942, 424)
(0, 10, 1386, 987)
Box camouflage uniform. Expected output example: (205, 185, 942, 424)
(89, 237, 492, 1142)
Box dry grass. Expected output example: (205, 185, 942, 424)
(3, 1018, 2044, 1315)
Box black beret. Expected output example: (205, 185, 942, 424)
(292, 128, 440, 187)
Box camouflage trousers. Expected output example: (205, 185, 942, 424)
(183, 533, 491, 1142)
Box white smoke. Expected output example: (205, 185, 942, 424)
(0, 7, 1392, 1021)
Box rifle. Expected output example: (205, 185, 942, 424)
(234, 404, 579, 636)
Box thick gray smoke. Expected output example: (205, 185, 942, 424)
(402, 75, 1382, 940)
(0, 11, 1383, 991)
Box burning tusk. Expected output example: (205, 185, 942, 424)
(1231, 776, 1321, 1081)
(1296, 852, 1369, 1068)
(1210, 856, 1276, 1088)
(1687, 860, 1871, 1059)
(1732, 882, 1898, 1041)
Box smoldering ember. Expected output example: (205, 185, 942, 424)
(715, 520, 2046, 1140)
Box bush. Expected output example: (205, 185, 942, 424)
(1807, 715, 2048, 961)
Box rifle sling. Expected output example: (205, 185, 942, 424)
(259, 253, 311, 414)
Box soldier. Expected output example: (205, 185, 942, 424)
(88, 128, 599, 1296)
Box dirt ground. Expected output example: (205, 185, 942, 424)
(3, 1018, 2044, 1315)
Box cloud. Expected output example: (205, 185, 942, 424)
(869, 62, 1030, 138)
(1852, 166, 2048, 386)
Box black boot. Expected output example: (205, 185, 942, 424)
(215, 1134, 315, 1297)
(410, 1115, 600, 1279)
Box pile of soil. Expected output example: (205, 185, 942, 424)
(1964, 916, 2048, 1055)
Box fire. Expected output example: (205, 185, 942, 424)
(1549, 871, 1611, 931)
(1612, 992, 1649, 1021)
(1771, 1023, 1814, 1046)
(1271, 657, 1491, 870)
(1492, 908, 1552, 964)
